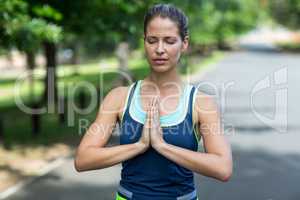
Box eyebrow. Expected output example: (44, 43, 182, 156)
(146, 36, 177, 39)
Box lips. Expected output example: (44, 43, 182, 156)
(153, 58, 168, 65)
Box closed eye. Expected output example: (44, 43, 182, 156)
(146, 37, 158, 44)
(165, 39, 176, 44)
(165, 37, 177, 44)
(145, 36, 178, 44)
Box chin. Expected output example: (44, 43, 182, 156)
(151, 64, 173, 73)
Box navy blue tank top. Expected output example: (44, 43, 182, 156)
(118, 80, 200, 200)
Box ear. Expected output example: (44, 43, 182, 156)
(181, 36, 189, 53)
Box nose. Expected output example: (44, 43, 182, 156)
(155, 41, 165, 55)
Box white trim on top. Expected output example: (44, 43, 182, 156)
(129, 80, 193, 127)
(160, 85, 193, 127)
(192, 84, 201, 142)
(121, 83, 135, 123)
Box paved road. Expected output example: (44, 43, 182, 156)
(7, 50, 300, 200)
(194, 50, 300, 200)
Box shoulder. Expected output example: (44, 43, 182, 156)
(100, 86, 130, 111)
(195, 90, 217, 109)
(193, 86, 219, 122)
(101, 82, 137, 119)
(106, 80, 139, 99)
(107, 86, 129, 98)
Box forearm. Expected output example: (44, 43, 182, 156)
(155, 143, 232, 181)
(75, 143, 144, 172)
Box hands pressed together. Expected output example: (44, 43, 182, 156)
(136, 96, 166, 153)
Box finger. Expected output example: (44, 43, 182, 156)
(153, 97, 157, 112)
(145, 109, 151, 130)
(153, 97, 159, 115)
(150, 100, 154, 117)
(144, 98, 153, 129)
(145, 109, 150, 126)
(151, 97, 156, 111)
(151, 95, 156, 108)
(147, 97, 153, 111)
(146, 97, 154, 116)
(155, 96, 159, 112)
(155, 98, 161, 126)
(148, 102, 153, 129)
(152, 103, 159, 127)
(151, 101, 155, 124)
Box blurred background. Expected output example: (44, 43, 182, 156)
(0, 0, 299, 199)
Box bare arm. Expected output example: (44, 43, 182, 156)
(74, 86, 145, 172)
(154, 92, 233, 181)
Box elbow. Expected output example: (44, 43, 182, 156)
(218, 163, 232, 182)
(74, 156, 84, 172)
(219, 168, 232, 182)
(74, 151, 87, 172)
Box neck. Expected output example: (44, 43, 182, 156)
(145, 67, 183, 90)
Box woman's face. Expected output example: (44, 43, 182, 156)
(144, 16, 188, 73)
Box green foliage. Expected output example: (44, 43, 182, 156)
(269, 0, 300, 29)
(14, 19, 62, 52)
(186, 0, 261, 46)
(32, 5, 63, 21)
(0, 0, 28, 47)
(0, 0, 62, 53)
(1, 0, 262, 54)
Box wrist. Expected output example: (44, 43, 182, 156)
(135, 142, 148, 154)
(152, 140, 167, 153)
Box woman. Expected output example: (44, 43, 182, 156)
(74, 4, 232, 200)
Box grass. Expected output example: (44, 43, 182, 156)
(185, 51, 224, 74)
(0, 54, 150, 109)
(276, 42, 300, 52)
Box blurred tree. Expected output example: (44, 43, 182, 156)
(179, 0, 261, 53)
(0, 0, 28, 49)
(26, 0, 156, 85)
(27, 3, 62, 106)
(269, 0, 300, 30)
(0, 0, 62, 107)
(15, 19, 61, 103)
(1, 0, 263, 92)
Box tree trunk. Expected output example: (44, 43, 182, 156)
(71, 42, 80, 65)
(114, 42, 134, 87)
(71, 42, 80, 76)
(26, 51, 35, 70)
(31, 103, 41, 137)
(0, 115, 4, 144)
(58, 96, 66, 124)
(43, 41, 58, 112)
(217, 40, 231, 50)
(25, 51, 36, 103)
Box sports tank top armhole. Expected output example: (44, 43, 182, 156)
(192, 85, 201, 143)
(120, 82, 137, 124)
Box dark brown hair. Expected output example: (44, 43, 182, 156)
(143, 4, 189, 40)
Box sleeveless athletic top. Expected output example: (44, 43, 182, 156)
(118, 80, 201, 200)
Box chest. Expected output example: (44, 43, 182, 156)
(139, 94, 181, 116)
(119, 82, 198, 151)
(120, 116, 198, 151)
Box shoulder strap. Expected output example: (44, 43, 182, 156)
(121, 81, 138, 122)
(188, 85, 196, 116)
(127, 81, 138, 108)
(191, 85, 201, 142)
